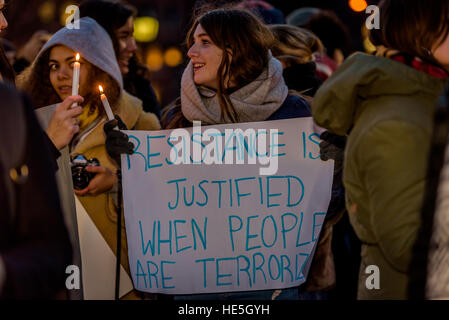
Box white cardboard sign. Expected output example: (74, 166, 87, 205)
(121, 118, 334, 294)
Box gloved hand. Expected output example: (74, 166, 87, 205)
(319, 131, 346, 173)
(104, 115, 134, 166)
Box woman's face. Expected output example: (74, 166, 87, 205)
(49, 46, 91, 100)
(0, 0, 8, 33)
(187, 24, 224, 90)
(115, 16, 137, 75)
(433, 32, 449, 72)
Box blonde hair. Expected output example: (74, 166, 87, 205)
(270, 24, 323, 65)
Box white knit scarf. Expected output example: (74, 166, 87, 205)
(180, 56, 289, 124)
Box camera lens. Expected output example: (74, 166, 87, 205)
(70, 155, 100, 191)
(72, 166, 90, 190)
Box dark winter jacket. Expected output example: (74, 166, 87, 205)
(0, 83, 72, 299)
(283, 62, 322, 97)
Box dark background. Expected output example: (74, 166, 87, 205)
(2, 0, 380, 107)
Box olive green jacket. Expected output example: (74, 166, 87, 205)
(312, 53, 448, 299)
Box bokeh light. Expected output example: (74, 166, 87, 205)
(38, 1, 56, 24)
(146, 47, 164, 72)
(349, 0, 368, 12)
(164, 47, 183, 67)
(134, 17, 159, 43)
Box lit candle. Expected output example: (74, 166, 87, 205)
(71, 53, 80, 108)
(99, 85, 116, 122)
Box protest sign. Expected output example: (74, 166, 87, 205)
(121, 117, 334, 294)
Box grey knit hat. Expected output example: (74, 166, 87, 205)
(37, 17, 123, 89)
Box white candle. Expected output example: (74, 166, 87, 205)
(71, 53, 80, 108)
(99, 85, 116, 122)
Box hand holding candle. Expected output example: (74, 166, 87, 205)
(71, 53, 81, 108)
(99, 85, 116, 125)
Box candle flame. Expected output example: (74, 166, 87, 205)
(76, 53, 80, 61)
(99, 85, 104, 94)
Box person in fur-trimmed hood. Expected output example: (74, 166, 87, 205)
(17, 17, 160, 299)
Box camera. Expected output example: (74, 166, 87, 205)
(71, 155, 100, 190)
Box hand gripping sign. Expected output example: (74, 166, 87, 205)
(121, 117, 334, 294)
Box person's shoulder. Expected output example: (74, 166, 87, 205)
(0, 83, 27, 166)
(34, 104, 58, 129)
(268, 94, 312, 120)
(136, 111, 161, 130)
(284, 94, 310, 106)
(121, 90, 143, 109)
(161, 98, 192, 129)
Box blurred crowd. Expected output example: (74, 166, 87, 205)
(0, 0, 448, 300)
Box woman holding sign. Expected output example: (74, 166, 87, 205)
(106, 8, 329, 300)
(312, 0, 449, 299)
(17, 17, 161, 299)
(105, 8, 322, 301)
(157, 9, 312, 300)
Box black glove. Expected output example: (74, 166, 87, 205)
(320, 131, 347, 149)
(104, 115, 134, 165)
(319, 131, 346, 173)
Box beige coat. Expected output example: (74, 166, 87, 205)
(37, 91, 160, 299)
(74, 91, 160, 277)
